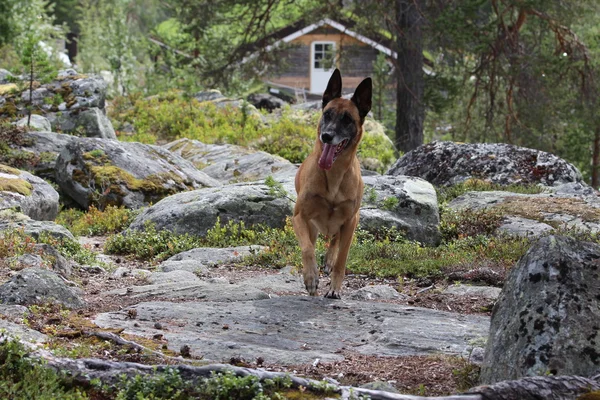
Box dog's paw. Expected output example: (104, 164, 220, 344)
(324, 290, 341, 299)
(304, 276, 319, 296)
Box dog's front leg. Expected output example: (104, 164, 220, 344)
(293, 214, 319, 296)
(325, 214, 359, 299)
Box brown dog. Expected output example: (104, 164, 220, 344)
(293, 69, 372, 299)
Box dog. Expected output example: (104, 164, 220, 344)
(293, 69, 372, 299)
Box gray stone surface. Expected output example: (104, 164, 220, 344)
(16, 114, 51, 131)
(0, 210, 74, 241)
(55, 136, 220, 209)
(449, 190, 600, 235)
(73, 108, 117, 139)
(147, 270, 201, 285)
(0, 268, 84, 309)
(0, 167, 59, 220)
(128, 183, 293, 236)
(480, 236, 600, 384)
(360, 175, 440, 245)
(0, 304, 29, 320)
(94, 296, 489, 365)
(0, 319, 48, 344)
(11, 131, 77, 180)
(387, 141, 583, 187)
(442, 284, 501, 300)
(348, 285, 403, 301)
(496, 216, 555, 238)
(163, 138, 298, 183)
(160, 246, 265, 273)
(105, 280, 271, 302)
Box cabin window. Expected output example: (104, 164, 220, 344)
(313, 42, 335, 69)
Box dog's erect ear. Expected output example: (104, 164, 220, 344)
(351, 77, 372, 121)
(322, 69, 342, 109)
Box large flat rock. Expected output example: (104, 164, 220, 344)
(94, 296, 489, 365)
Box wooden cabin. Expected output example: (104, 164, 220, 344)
(257, 18, 395, 98)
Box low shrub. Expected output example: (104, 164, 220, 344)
(56, 205, 138, 236)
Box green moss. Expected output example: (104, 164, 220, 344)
(436, 178, 547, 204)
(0, 164, 22, 175)
(0, 177, 32, 195)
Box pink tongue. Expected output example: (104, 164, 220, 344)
(318, 143, 336, 170)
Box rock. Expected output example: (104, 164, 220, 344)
(360, 175, 440, 245)
(0, 304, 29, 320)
(163, 139, 298, 184)
(105, 280, 271, 302)
(0, 268, 85, 309)
(147, 270, 201, 285)
(448, 190, 600, 235)
(15, 114, 51, 131)
(55, 136, 219, 210)
(495, 216, 555, 238)
(480, 235, 600, 383)
(442, 284, 501, 300)
(349, 285, 403, 301)
(0, 164, 59, 220)
(0, 210, 74, 241)
(70, 108, 117, 139)
(387, 141, 583, 187)
(128, 183, 293, 236)
(194, 90, 226, 102)
(0, 319, 48, 344)
(10, 243, 72, 278)
(360, 381, 399, 393)
(111, 267, 151, 280)
(8, 131, 77, 180)
(94, 296, 489, 365)
(247, 93, 287, 112)
(160, 246, 265, 273)
(1, 73, 109, 128)
(0, 69, 13, 84)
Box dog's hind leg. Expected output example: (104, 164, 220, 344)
(325, 214, 359, 299)
(293, 214, 319, 296)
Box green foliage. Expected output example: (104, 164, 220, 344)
(114, 368, 188, 400)
(0, 228, 38, 259)
(436, 179, 547, 204)
(109, 95, 395, 172)
(56, 205, 138, 236)
(264, 176, 288, 199)
(0, 335, 87, 399)
(105, 221, 203, 262)
(439, 207, 504, 243)
(37, 232, 99, 265)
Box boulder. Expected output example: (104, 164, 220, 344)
(1, 73, 108, 124)
(448, 190, 600, 235)
(55, 137, 220, 209)
(163, 138, 298, 183)
(128, 182, 293, 236)
(247, 93, 286, 112)
(480, 236, 600, 383)
(442, 284, 501, 300)
(0, 164, 59, 220)
(68, 108, 117, 139)
(15, 114, 51, 131)
(0, 209, 74, 241)
(160, 246, 265, 273)
(8, 131, 77, 180)
(0, 69, 13, 84)
(387, 141, 583, 187)
(360, 175, 440, 245)
(348, 285, 404, 301)
(0, 267, 84, 309)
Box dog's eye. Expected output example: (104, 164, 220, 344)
(341, 113, 353, 125)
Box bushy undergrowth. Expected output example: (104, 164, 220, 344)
(0, 228, 98, 266)
(56, 206, 138, 236)
(436, 179, 547, 204)
(108, 92, 395, 172)
(0, 337, 331, 400)
(0, 335, 87, 399)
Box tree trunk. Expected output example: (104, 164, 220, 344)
(394, 0, 425, 153)
(66, 32, 78, 64)
(592, 124, 600, 189)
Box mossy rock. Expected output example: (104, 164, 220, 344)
(0, 177, 33, 196)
